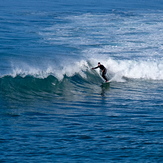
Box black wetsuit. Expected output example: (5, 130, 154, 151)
(93, 65, 108, 81)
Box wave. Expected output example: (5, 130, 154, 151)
(0, 72, 103, 103)
(0, 61, 101, 100)
(0, 72, 96, 93)
(0, 58, 163, 98)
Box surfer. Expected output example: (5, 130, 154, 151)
(92, 62, 108, 82)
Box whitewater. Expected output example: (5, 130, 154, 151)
(0, 0, 163, 162)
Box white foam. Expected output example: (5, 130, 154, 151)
(39, 12, 163, 58)
(10, 60, 90, 80)
(90, 58, 163, 81)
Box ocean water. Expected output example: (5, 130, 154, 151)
(0, 0, 163, 162)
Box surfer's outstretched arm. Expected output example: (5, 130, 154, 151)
(92, 66, 98, 70)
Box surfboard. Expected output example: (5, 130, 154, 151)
(52, 83, 56, 86)
(101, 80, 110, 86)
(103, 80, 111, 84)
(101, 81, 110, 89)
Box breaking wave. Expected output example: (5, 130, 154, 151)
(0, 58, 163, 96)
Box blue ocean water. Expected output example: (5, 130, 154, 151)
(0, 0, 163, 162)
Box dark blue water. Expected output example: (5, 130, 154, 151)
(0, 0, 163, 162)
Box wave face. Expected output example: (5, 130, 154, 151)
(0, 60, 100, 101)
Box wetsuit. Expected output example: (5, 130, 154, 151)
(93, 64, 108, 81)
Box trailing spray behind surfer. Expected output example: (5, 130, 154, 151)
(92, 62, 109, 82)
